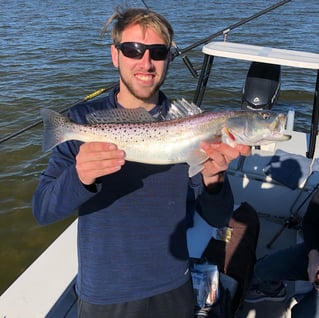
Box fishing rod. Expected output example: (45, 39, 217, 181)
(179, 0, 292, 55)
(0, 83, 118, 145)
(173, 0, 292, 57)
(171, 41, 199, 78)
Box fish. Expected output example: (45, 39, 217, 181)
(40, 99, 291, 177)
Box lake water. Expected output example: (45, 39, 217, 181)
(0, 0, 318, 295)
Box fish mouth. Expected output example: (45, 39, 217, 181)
(268, 114, 292, 141)
(230, 131, 292, 145)
(261, 133, 292, 142)
(270, 113, 287, 131)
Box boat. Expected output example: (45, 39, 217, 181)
(1, 39, 319, 318)
(191, 41, 319, 318)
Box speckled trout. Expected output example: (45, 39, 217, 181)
(40, 99, 291, 177)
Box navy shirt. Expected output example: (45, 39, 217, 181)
(32, 87, 234, 305)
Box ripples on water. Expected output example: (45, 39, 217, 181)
(0, 0, 318, 294)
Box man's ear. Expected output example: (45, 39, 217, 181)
(111, 45, 119, 68)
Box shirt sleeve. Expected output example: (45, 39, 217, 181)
(189, 173, 234, 228)
(32, 141, 98, 225)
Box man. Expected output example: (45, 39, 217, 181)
(33, 7, 250, 318)
(245, 187, 319, 317)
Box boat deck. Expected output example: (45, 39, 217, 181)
(32, 218, 314, 318)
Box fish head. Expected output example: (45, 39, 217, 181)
(222, 111, 291, 146)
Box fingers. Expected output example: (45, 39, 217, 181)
(76, 142, 125, 185)
(201, 142, 250, 167)
(200, 142, 251, 184)
(235, 144, 252, 157)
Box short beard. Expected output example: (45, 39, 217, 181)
(118, 67, 167, 102)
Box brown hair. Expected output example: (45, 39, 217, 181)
(101, 7, 174, 48)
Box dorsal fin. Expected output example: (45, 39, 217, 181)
(162, 98, 203, 120)
(86, 107, 156, 124)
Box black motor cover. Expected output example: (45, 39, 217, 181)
(241, 62, 281, 110)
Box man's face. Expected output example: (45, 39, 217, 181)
(111, 24, 170, 105)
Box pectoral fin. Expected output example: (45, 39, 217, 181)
(187, 150, 209, 177)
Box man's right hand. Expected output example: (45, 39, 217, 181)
(75, 142, 125, 185)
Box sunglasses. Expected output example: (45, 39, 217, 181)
(115, 42, 170, 61)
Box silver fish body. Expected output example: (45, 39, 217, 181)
(40, 101, 291, 177)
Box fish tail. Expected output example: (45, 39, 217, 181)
(40, 108, 69, 152)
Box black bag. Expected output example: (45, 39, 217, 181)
(202, 202, 260, 314)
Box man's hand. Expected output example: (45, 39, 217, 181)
(200, 142, 251, 186)
(76, 142, 125, 185)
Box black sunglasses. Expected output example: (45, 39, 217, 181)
(115, 42, 170, 61)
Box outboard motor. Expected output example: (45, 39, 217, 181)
(241, 62, 281, 110)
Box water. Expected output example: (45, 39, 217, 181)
(0, 0, 318, 295)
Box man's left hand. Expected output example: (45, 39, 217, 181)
(200, 141, 251, 186)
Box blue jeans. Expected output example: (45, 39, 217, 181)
(254, 242, 319, 317)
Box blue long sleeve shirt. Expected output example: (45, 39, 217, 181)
(32, 87, 234, 305)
